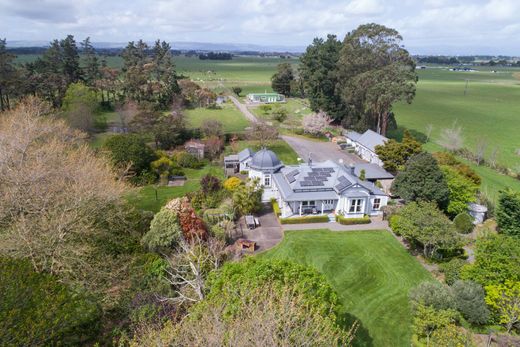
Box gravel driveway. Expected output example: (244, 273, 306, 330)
(281, 135, 365, 165)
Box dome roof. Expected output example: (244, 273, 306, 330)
(250, 148, 283, 172)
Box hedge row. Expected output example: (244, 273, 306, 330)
(335, 215, 371, 225)
(271, 199, 281, 217)
(279, 215, 330, 224)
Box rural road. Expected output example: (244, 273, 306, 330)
(282, 135, 365, 165)
(228, 95, 260, 123)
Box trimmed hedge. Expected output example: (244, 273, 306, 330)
(271, 199, 281, 217)
(280, 215, 329, 224)
(336, 215, 371, 225)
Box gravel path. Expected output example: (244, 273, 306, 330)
(228, 95, 260, 123)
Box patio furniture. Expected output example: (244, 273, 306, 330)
(245, 215, 256, 229)
(254, 217, 260, 227)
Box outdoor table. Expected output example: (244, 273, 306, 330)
(245, 215, 255, 229)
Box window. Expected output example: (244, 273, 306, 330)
(302, 201, 316, 207)
(264, 175, 271, 187)
(348, 199, 364, 213)
(323, 200, 335, 205)
(373, 198, 381, 210)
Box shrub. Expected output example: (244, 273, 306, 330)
(409, 281, 456, 311)
(200, 174, 221, 194)
(389, 214, 402, 235)
(174, 151, 204, 169)
(223, 177, 242, 191)
(141, 208, 182, 252)
(336, 215, 371, 225)
(496, 189, 520, 237)
(271, 199, 281, 217)
(178, 199, 208, 241)
(453, 212, 474, 234)
(451, 280, 489, 325)
(0, 257, 101, 346)
(279, 215, 330, 224)
(439, 258, 466, 285)
(442, 166, 478, 217)
(104, 134, 157, 176)
(484, 280, 520, 332)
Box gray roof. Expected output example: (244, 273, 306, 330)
(250, 148, 283, 172)
(353, 163, 394, 180)
(272, 160, 386, 201)
(238, 148, 254, 162)
(356, 130, 388, 152)
(345, 130, 362, 142)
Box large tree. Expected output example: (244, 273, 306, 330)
(392, 152, 450, 210)
(271, 62, 294, 96)
(336, 23, 416, 135)
(0, 38, 19, 111)
(81, 37, 101, 87)
(61, 82, 99, 133)
(299, 34, 345, 121)
(441, 166, 478, 217)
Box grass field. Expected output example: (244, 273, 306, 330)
(262, 230, 433, 347)
(249, 98, 312, 129)
(185, 101, 249, 133)
(126, 165, 223, 212)
(393, 66, 520, 170)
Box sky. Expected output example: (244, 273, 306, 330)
(1, 0, 520, 55)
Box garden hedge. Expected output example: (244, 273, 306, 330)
(280, 215, 330, 224)
(335, 215, 371, 225)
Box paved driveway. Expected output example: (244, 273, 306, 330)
(282, 135, 365, 165)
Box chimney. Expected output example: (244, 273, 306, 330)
(349, 163, 355, 176)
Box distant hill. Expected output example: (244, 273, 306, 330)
(6, 40, 305, 53)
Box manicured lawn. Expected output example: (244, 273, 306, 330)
(250, 97, 312, 128)
(126, 165, 223, 212)
(226, 139, 299, 165)
(262, 230, 433, 347)
(185, 102, 250, 134)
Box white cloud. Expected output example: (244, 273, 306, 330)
(0, 0, 519, 54)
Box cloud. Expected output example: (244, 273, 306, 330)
(0, 0, 519, 54)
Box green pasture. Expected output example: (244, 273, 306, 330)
(185, 101, 249, 133)
(262, 229, 433, 347)
(249, 98, 312, 128)
(393, 67, 520, 169)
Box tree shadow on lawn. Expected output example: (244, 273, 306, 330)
(338, 309, 374, 347)
(387, 126, 428, 143)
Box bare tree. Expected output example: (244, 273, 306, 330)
(438, 121, 463, 152)
(425, 124, 434, 143)
(164, 236, 226, 304)
(0, 96, 126, 282)
(489, 147, 499, 168)
(246, 122, 279, 146)
(116, 100, 138, 132)
(475, 138, 488, 165)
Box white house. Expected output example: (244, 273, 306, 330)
(246, 92, 285, 103)
(345, 129, 388, 166)
(223, 148, 254, 176)
(245, 148, 388, 219)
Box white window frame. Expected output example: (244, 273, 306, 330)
(264, 175, 271, 187)
(348, 198, 364, 213)
(373, 198, 381, 210)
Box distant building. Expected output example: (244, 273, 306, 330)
(184, 140, 206, 159)
(247, 92, 285, 103)
(352, 163, 394, 194)
(344, 129, 389, 166)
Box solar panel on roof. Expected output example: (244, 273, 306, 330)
(335, 182, 348, 191)
(288, 169, 299, 176)
(288, 176, 296, 183)
(338, 176, 348, 183)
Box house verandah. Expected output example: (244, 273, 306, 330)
(275, 193, 387, 219)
